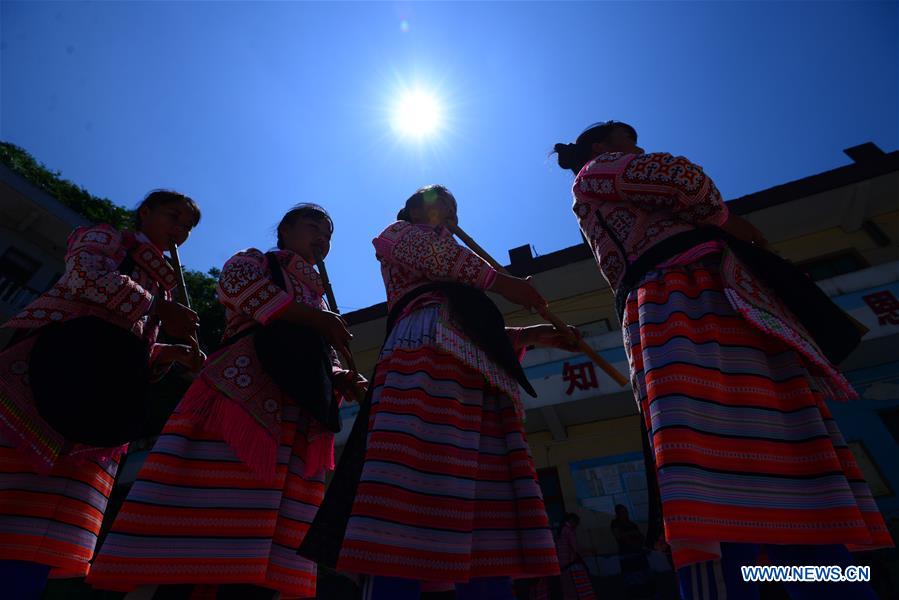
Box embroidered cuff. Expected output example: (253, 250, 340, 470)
(110, 285, 155, 323)
(253, 289, 294, 325)
(475, 265, 498, 290)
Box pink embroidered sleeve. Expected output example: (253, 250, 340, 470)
(373, 221, 497, 289)
(217, 250, 294, 324)
(578, 152, 728, 226)
(63, 224, 155, 322)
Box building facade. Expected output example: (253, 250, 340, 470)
(0, 162, 91, 341)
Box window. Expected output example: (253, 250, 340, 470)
(0, 247, 40, 286)
(0, 247, 41, 306)
(796, 250, 867, 281)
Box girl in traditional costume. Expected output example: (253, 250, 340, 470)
(88, 203, 363, 600)
(0, 190, 203, 599)
(301, 185, 580, 600)
(554, 121, 893, 599)
(557, 513, 596, 600)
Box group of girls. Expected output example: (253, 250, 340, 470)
(0, 120, 893, 600)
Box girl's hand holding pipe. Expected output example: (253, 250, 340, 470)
(309, 309, 354, 366)
(186, 335, 206, 372)
(333, 369, 368, 401)
(155, 298, 200, 340)
(519, 324, 583, 352)
(489, 274, 547, 312)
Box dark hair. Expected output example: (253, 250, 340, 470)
(134, 189, 201, 230)
(559, 512, 580, 534)
(553, 120, 638, 176)
(276, 203, 334, 249)
(397, 184, 455, 222)
(615, 504, 627, 512)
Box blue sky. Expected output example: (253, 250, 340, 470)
(2, 1, 897, 311)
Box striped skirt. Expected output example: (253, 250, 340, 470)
(623, 257, 893, 570)
(86, 401, 324, 598)
(0, 432, 118, 578)
(0, 331, 121, 579)
(335, 307, 558, 582)
(561, 562, 596, 599)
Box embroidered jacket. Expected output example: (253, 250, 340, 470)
(373, 221, 531, 409)
(5, 223, 177, 353)
(572, 151, 729, 293)
(218, 249, 328, 339)
(373, 221, 497, 310)
(574, 152, 855, 400)
(0, 224, 178, 471)
(190, 248, 341, 479)
(215, 247, 343, 377)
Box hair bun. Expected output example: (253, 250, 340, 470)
(554, 142, 580, 170)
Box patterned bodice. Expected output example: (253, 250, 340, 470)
(217, 248, 328, 341)
(372, 221, 497, 310)
(4, 224, 177, 344)
(572, 152, 729, 294)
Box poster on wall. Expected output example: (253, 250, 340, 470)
(570, 451, 649, 521)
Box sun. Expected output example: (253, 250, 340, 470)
(391, 89, 443, 140)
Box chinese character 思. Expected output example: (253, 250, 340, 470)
(562, 361, 599, 396)
(862, 291, 899, 326)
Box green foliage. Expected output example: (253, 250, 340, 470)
(0, 141, 132, 229)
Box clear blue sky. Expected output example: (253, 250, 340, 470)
(2, 1, 897, 311)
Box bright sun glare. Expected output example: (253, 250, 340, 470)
(391, 89, 443, 140)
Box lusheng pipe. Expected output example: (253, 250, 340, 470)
(314, 249, 359, 376)
(168, 243, 202, 362)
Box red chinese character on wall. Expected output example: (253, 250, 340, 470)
(862, 290, 899, 326)
(562, 361, 599, 395)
